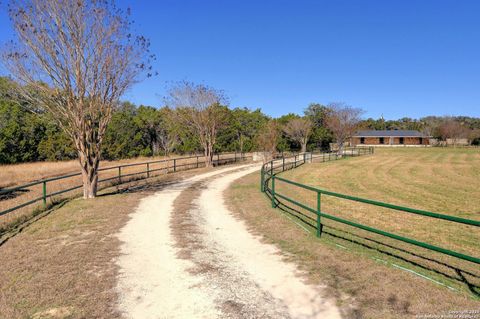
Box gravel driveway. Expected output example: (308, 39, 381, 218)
(116, 164, 340, 319)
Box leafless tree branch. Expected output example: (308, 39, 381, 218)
(2, 0, 154, 198)
(165, 81, 228, 167)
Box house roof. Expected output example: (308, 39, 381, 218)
(353, 130, 428, 137)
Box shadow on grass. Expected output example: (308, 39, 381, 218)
(0, 188, 30, 201)
(0, 158, 248, 250)
(265, 189, 480, 297)
(0, 199, 68, 247)
(100, 158, 250, 197)
(98, 179, 181, 197)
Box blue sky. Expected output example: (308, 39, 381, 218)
(1, 0, 479, 119)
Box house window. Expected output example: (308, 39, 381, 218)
(360, 137, 365, 144)
(399, 137, 404, 145)
(379, 137, 385, 144)
(419, 137, 423, 144)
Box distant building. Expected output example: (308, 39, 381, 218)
(446, 138, 469, 146)
(351, 130, 431, 147)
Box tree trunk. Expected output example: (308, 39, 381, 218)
(79, 156, 99, 199)
(337, 141, 344, 156)
(301, 142, 307, 153)
(239, 134, 244, 154)
(152, 140, 160, 156)
(77, 142, 101, 199)
(204, 145, 213, 167)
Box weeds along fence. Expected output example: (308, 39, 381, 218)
(0, 152, 248, 230)
(260, 147, 480, 266)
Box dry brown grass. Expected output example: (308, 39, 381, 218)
(0, 166, 213, 318)
(0, 153, 243, 231)
(0, 153, 242, 188)
(0, 190, 140, 318)
(277, 148, 480, 268)
(0, 156, 163, 189)
(226, 148, 480, 319)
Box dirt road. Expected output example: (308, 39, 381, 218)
(116, 164, 340, 319)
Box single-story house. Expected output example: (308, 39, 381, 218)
(351, 130, 431, 147)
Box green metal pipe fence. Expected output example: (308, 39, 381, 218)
(260, 147, 480, 265)
(1, 152, 248, 218)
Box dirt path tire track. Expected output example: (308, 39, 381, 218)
(116, 164, 340, 319)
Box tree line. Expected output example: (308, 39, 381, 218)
(3, 75, 479, 165)
(1, 0, 479, 198)
(0, 77, 323, 164)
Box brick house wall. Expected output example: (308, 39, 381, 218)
(352, 136, 429, 146)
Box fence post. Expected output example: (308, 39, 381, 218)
(234, 151, 237, 162)
(260, 166, 265, 192)
(270, 161, 273, 176)
(118, 167, 122, 184)
(43, 181, 47, 207)
(173, 159, 176, 172)
(271, 176, 276, 208)
(294, 155, 297, 168)
(282, 157, 285, 172)
(196, 156, 199, 168)
(217, 154, 220, 165)
(303, 153, 306, 164)
(146, 163, 150, 178)
(316, 192, 322, 237)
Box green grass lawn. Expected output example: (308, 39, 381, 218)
(277, 148, 480, 258)
(227, 147, 480, 318)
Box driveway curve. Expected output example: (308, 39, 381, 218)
(116, 164, 341, 319)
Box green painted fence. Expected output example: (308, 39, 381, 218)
(1, 152, 248, 219)
(260, 147, 480, 265)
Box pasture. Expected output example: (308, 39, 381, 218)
(227, 147, 480, 318)
(0, 153, 243, 232)
(0, 166, 208, 318)
(278, 148, 480, 261)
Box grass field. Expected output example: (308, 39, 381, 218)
(226, 148, 480, 318)
(0, 153, 241, 231)
(0, 153, 237, 188)
(277, 148, 480, 262)
(0, 167, 212, 318)
(0, 156, 158, 189)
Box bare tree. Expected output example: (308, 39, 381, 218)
(257, 120, 280, 161)
(283, 117, 313, 153)
(2, 0, 153, 198)
(157, 107, 179, 157)
(158, 132, 179, 157)
(166, 81, 228, 167)
(325, 103, 364, 153)
(421, 117, 438, 137)
(438, 118, 469, 147)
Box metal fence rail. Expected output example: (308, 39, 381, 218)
(260, 147, 480, 265)
(1, 152, 248, 218)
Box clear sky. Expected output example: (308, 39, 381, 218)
(1, 0, 479, 119)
